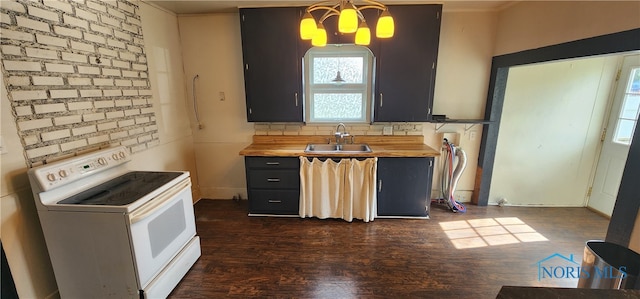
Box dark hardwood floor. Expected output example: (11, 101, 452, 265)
(169, 200, 609, 298)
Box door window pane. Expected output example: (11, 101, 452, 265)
(614, 119, 635, 144)
(613, 67, 640, 145)
(620, 95, 640, 119)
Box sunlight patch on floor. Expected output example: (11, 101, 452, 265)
(439, 217, 548, 249)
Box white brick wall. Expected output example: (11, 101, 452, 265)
(1, 0, 157, 165)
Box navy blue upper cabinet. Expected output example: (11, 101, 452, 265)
(239, 5, 442, 123)
(373, 5, 442, 122)
(240, 8, 304, 122)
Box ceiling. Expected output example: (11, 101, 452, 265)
(144, 0, 517, 14)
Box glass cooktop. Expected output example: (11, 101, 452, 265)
(57, 171, 182, 206)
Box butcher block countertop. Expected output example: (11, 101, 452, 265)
(239, 135, 440, 158)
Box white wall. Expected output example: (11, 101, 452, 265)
(487, 1, 640, 207)
(176, 9, 498, 202)
(1, 78, 58, 299)
(490, 56, 619, 206)
(137, 2, 200, 200)
(425, 10, 497, 202)
(494, 1, 640, 55)
(0, 2, 198, 297)
(177, 13, 256, 199)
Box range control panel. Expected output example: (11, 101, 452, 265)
(30, 146, 131, 191)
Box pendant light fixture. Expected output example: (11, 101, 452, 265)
(332, 71, 346, 83)
(300, 0, 394, 47)
(354, 20, 371, 46)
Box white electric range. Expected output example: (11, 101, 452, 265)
(27, 146, 200, 298)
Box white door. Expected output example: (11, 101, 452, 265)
(588, 54, 640, 216)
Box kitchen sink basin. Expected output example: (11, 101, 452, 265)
(304, 143, 372, 153)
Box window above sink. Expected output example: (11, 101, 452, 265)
(304, 45, 374, 124)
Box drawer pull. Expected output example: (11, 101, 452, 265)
(268, 199, 282, 203)
(267, 178, 281, 182)
(265, 162, 280, 165)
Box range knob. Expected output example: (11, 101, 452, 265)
(98, 157, 107, 165)
(112, 153, 119, 160)
(46, 173, 56, 182)
(58, 170, 68, 178)
(118, 151, 126, 158)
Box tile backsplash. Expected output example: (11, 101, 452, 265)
(255, 123, 424, 137)
(1, 0, 157, 166)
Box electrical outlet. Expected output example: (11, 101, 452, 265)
(469, 131, 476, 141)
(383, 126, 393, 135)
(219, 91, 226, 101)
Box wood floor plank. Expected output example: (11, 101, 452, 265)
(169, 200, 609, 298)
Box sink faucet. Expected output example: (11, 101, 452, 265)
(334, 123, 352, 144)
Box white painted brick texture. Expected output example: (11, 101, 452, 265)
(1, 0, 157, 165)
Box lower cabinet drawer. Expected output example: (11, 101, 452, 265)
(248, 170, 299, 189)
(248, 190, 300, 215)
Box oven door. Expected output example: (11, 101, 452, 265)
(128, 178, 196, 288)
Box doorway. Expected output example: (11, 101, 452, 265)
(489, 56, 620, 207)
(588, 54, 640, 216)
(475, 28, 640, 246)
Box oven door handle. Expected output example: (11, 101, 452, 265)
(129, 179, 192, 224)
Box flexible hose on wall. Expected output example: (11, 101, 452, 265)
(192, 74, 203, 130)
(440, 139, 467, 213)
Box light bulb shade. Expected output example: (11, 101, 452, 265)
(355, 22, 370, 46)
(376, 10, 394, 38)
(312, 23, 327, 47)
(300, 12, 317, 40)
(338, 7, 358, 33)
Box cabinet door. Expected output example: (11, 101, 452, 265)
(240, 8, 303, 122)
(377, 157, 433, 217)
(373, 5, 442, 122)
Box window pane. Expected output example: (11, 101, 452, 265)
(628, 68, 640, 93)
(313, 93, 363, 120)
(613, 119, 636, 145)
(620, 94, 640, 119)
(313, 57, 363, 84)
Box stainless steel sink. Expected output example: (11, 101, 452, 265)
(304, 143, 372, 153)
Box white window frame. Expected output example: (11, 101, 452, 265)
(303, 45, 374, 123)
(612, 66, 640, 145)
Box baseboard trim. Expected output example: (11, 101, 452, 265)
(586, 206, 612, 219)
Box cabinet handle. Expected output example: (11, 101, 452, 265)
(268, 199, 282, 203)
(265, 162, 280, 165)
(295, 93, 299, 107)
(380, 93, 383, 107)
(267, 178, 281, 182)
(378, 179, 382, 192)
